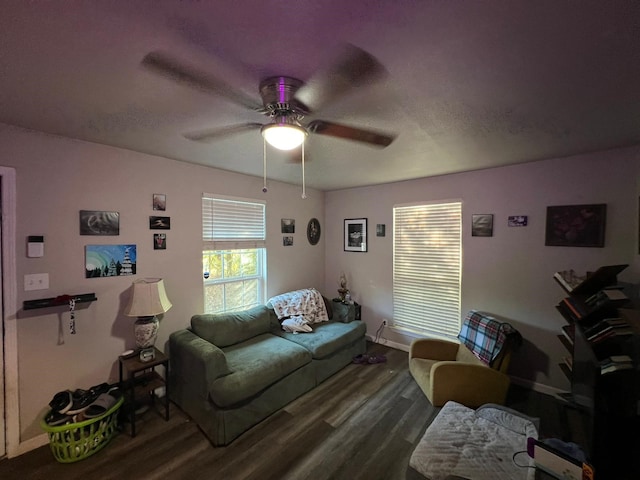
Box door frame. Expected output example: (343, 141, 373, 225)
(1, 167, 19, 457)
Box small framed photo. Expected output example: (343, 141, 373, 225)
(472, 214, 493, 237)
(545, 204, 606, 247)
(283, 236, 293, 246)
(376, 224, 386, 237)
(79, 210, 120, 236)
(154, 233, 166, 250)
(149, 216, 170, 230)
(281, 219, 295, 233)
(508, 216, 528, 227)
(153, 194, 166, 211)
(344, 218, 367, 252)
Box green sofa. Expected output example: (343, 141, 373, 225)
(168, 300, 366, 446)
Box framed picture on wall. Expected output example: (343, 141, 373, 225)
(79, 210, 120, 236)
(344, 218, 367, 252)
(471, 214, 493, 237)
(545, 204, 606, 247)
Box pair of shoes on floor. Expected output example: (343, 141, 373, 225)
(352, 353, 387, 364)
(46, 383, 120, 424)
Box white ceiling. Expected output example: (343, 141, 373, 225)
(1, 1, 639, 191)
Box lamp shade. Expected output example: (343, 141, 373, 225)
(124, 278, 172, 317)
(261, 122, 307, 150)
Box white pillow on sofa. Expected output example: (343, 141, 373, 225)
(281, 315, 313, 333)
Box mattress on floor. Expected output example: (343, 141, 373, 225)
(408, 401, 538, 480)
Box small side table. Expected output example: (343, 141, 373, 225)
(118, 346, 170, 437)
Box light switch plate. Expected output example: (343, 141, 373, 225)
(24, 273, 49, 291)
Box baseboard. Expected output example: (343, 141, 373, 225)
(10, 433, 49, 458)
(509, 375, 567, 397)
(366, 335, 566, 397)
(365, 334, 409, 353)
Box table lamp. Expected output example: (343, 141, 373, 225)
(124, 278, 172, 350)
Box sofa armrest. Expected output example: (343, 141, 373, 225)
(410, 338, 459, 361)
(169, 329, 232, 390)
(429, 361, 510, 407)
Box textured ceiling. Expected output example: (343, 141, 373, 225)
(1, 1, 639, 190)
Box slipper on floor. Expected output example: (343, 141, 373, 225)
(367, 354, 387, 364)
(352, 354, 370, 364)
(84, 392, 117, 418)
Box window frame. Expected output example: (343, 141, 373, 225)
(202, 194, 267, 314)
(392, 200, 462, 339)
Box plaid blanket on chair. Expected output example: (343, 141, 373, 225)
(457, 310, 516, 365)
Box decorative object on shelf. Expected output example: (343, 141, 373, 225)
(149, 216, 170, 230)
(79, 210, 120, 236)
(344, 218, 367, 252)
(376, 224, 386, 237)
(307, 218, 321, 245)
(124, 278, 172, 350)
(85, 244, 136, 278)
(507, 216, 528, 227)
(545, 204, 606, 247)
(281, 218, 295, 233)
(471, 214, 493, 237)
(139, 347, 156, 362)
(154, 233, 166, 250)
(152, 193, 166, 211)
(338, 272, 349, 302)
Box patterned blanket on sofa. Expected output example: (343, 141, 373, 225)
(268, 288, 329, 329)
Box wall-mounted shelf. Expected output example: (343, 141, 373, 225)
(23, 293, 97, 311)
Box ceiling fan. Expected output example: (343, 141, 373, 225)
(141, 44, 397, 154)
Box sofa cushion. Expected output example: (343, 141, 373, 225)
(273, 320, 366, 359)
(191, 305, 271, 347)
(210, 333, 312, 407)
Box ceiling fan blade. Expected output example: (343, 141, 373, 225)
(294, 44, 387, 113)
(142, 51, 263, 112)
(307, 120, 396, 148)
(183, 123, 263, 142)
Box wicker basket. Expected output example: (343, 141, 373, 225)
(40, 395, 124, 463)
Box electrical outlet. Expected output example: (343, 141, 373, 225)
(24, 273, 49, 291)
(382, 319, 388, 326)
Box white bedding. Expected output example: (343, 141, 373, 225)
(409, 401, 538, 480)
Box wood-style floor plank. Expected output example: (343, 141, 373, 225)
(0, 344, 566, 480)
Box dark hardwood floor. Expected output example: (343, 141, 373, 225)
(0, 344, 567, 480)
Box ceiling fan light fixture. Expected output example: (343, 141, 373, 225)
(261, 120, 307, 150)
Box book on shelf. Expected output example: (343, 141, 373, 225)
(589, 327, 633, 345)
(600, 355, 633, 374)
(584, 317, 630, 337)
(553, 264, 628, 296)
(553, 270, 587, 293)
(558, 295, 619, 324)
(584, 289, 628, 308)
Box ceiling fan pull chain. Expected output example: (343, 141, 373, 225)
(262, 138, 268, 193)
(301, 143, 307, 199)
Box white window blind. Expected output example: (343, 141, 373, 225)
(393, 201, 462, 338)
(202, 194, 266, 250)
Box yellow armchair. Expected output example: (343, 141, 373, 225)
(409, 338, 511, 407)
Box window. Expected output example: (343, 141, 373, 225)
(393, 201, 462, 338)
(202, 194, 266, 314)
